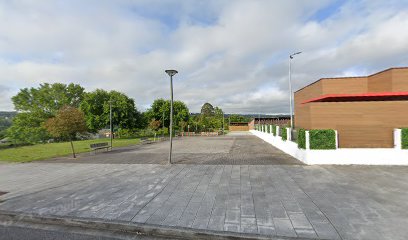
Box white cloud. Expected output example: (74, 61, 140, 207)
(0, 0, 407, 113)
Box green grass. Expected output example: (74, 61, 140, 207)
(0, 138, 141, 163)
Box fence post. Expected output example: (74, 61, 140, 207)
(334, 130, 338, 149)
(305, 130, 310, 150)
(287, 127, 291, 141)
(276, 126, 280, 138)
(394, 128, 402, 149)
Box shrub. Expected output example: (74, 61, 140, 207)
(402, 128, 408, 149)
(281, 127, 287, 141)
(297, 129, 306, 149)
(309, 129, 336, 150)
(272, 125, 277, 136)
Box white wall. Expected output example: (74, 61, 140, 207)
(250, 130, 408, 165)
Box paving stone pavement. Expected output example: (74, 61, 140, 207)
(0, 133, 408, 240)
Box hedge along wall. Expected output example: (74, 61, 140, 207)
(272, 125, 277, 136)
(309, 129, 336, 150)
(402, 128, 408, 149)
(297, 129, 306, 149)
(267, 125, 271, 133)
(281, 127, 287, 141)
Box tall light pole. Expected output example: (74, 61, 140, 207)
(289, 51, 302, 129)
(165, 69, 178, 164)
(109, 100, 113, 149)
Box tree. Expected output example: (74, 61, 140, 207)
(145, 98, 190, 130)
(229, 114, 251, 123)
(7, 113, 49, 144)
(149, 119, 161, 131)
(45, 106, 87, 158)
(200, 103, 215, 116)
(12, 83, 84, 115)
(80, 89, 144, 133)
(0, 117, 12, 139)
(8, 83, 85, 144)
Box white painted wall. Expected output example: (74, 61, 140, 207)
(250, 130, 408, 165)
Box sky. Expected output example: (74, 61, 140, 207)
(0, 0, 408, 114)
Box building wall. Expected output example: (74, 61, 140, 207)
(309, 101, 408, 148)
(229, 125, 250, 131)
(368, 70, 392, 92)
(392, 68, 408, 91)
(294, 81, 322, 129)
(294, 67, 408, 148)
(322, 77, 368, 94)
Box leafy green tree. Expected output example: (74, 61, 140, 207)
(0, 117, 12, 139)
(12, 83, 84, 115)
(8, 83, 85, 144)
(7, 112, 49, 144)
(45, 106, 87, 158)
(200, 102, 215, 116)
(229, 114, 250, 123)
(145, 98, 189, 130)
(80, 89, 144, 133)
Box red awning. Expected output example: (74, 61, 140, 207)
(302, 91, 408, 104)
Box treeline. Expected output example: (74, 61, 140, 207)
(3, 82, 251, 145)
(5, 83, 145, 144)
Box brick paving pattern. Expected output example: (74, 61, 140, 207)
(1, 133, 408, 239)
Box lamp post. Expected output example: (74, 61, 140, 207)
(109, 100, 113, 149)
(289, 51, 302, 129)
(165, 69, 178, 164)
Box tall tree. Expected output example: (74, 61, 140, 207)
(200, 102, 215, 116)
(12, 83, 84, 115)
(145, 98, 190, 130)
(8, 83, 85, 144)
(45, 106, 87, 158)
(80, 89, 143, 132)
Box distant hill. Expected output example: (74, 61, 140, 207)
(0, 111, 17, 118)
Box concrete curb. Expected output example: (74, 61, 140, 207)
(0, 211, 314, 240)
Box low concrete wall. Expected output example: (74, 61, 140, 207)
(250, 130, 408, 165)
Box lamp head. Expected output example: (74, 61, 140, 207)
(290, 52, 302, 59)
(165, 69, 178, 77)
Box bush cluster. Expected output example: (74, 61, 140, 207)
(297, 129, 306, 149)
(402, 128, 408, 149)
(309, 129, 336, 150)
(281, 127, 287, 141)
(272, 125, 277, 136)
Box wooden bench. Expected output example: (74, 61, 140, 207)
(140, 137, 153, 144)
(90, 142, 111, 154)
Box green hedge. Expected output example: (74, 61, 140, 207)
(267, 125, 271, 133)
(281, 127, 287, 141)
(402, 128, 408, 149)
(272, 125, 277, 136)
(310, 129, 336, 150)
(297, 129, 306, 149)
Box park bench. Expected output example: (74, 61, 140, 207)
(90, 142, 111, 154)
(140, 137, 153, 144)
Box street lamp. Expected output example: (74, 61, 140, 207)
(165, 69, 178, 164)
(109, 100, 113, 149)
(289, 51, 302, 129)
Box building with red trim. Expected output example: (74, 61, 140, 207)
(294, 67, 408, 148)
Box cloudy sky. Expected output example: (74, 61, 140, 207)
(1, 0, 407, 114)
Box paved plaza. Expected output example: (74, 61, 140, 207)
(1, 133, 408, 239)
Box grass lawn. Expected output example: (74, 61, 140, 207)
(0, 138, 141, 163)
